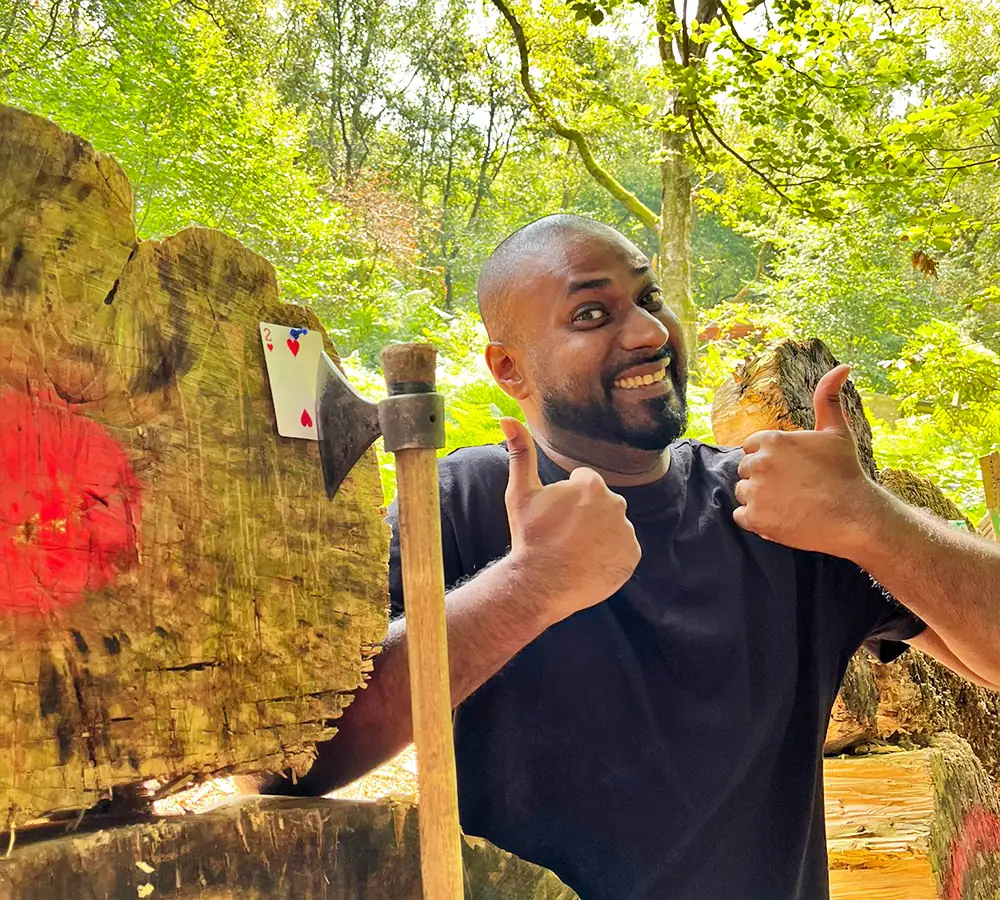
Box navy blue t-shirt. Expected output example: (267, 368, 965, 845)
(387, 440, 924, 900)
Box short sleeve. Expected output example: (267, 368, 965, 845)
(861, 591, 927, 662)
(835, 561, 927, 663)
(387, 444, 512, 620)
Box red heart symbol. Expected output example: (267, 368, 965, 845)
(287, 338, 300, 357)
(266, 343, 273, 351)
(300, 409, 313, 428)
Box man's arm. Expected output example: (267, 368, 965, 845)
(845, 490, 1000, 689)
(267, 417, 641, 796)
(733, 364, 1000, 688)
(272, 556, 564, 795)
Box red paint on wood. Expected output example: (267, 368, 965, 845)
(0, 389, 141, 615)
(943, 806, 1000, 900)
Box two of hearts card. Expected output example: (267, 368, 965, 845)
(259, 322, 323, 440)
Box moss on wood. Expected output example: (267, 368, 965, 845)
(0, 105, 389, 826)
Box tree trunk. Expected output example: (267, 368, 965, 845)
(825, 734, 1000, 900)
(658, 130, 697, 353)
(0, 797, 579, 899)
(710, 339, 1000, 780)
(0, 105, 389, 827)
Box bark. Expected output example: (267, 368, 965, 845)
(0, 105, 389, 827)
(658, 130, 697, 352)
(825, 734, 1000, 900)
(710, 339, 1000, 782)
(0, 797, 579, 899)
(710, 337, 877, 477)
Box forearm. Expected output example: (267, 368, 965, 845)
(271, 554, 557, 796)
(846, 485, 1000, 683)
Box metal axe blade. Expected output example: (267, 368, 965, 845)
(316, 351, 382, 500)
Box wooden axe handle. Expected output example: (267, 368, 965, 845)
(382, 344, 464, 900)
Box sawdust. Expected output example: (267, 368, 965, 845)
(153, 746, 419, 814)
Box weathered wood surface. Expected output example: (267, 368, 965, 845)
(710, 339, 1000, 777)
(710, 337, 877, 477)
(0, 797, 579, 900)
(0, 105, 388, 826)
(830, 647, 1000, 785)
(826, 735, 1000, 900)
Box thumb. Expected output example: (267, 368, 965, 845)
(813, 364, 852, 434)
(500, 417, 543, 499)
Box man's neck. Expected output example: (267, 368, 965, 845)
(533, 430, 670, 487)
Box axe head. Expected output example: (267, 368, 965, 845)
(316, 351, 382, 500)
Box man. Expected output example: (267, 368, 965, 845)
(273, 214, 1000, 899)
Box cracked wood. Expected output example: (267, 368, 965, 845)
(0, 105, 389, 827)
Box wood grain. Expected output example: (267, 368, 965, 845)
(826, 735, 1000, 900)
(0, 797, 579, 899)
(0, 105, 389, 826)
(394, 448, 463, 899)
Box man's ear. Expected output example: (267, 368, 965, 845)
(485, 342, 530, 401)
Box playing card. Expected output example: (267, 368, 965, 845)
(259, 322, 324, 440)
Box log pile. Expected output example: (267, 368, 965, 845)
(712, 338, 1000, 896)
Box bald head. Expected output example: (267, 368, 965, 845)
(477, 214, 644, 343)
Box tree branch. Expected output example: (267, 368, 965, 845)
(691, 103, 795, 204)
(489, 0, 659, 231)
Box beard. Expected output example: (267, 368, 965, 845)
(539, 351, 688, 452)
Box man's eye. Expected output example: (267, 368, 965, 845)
(640, 289, 663, 310)
(573, 307, 608, 323)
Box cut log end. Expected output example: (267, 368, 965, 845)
(1, 104, 389, 826)
(826, 735, 1000, 900)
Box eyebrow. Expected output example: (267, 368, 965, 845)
(567, 277, 611, 294)
(566, 265, 652, 295)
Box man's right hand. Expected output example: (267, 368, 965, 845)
(499, 418, 641, 625)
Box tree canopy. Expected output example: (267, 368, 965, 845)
(2, 0, 997, 517)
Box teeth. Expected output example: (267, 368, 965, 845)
(615, 367, 668, 389)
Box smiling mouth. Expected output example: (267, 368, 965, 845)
(613, 365, 668, 390)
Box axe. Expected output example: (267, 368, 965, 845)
(316, 343, 464, 900)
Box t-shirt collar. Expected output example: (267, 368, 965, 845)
(532, 442, 686, 517)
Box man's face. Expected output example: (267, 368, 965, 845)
(517, 230, 688, 452)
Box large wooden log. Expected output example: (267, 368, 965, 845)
(0, 105, 388, 826)
(710, 339, 1000, 780)
(825, 735, 1000, 900)
(0, 797, 579, 899)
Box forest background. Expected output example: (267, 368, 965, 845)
(3, 0, 998, 518)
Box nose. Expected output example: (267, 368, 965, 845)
(619, 304, 671, 354)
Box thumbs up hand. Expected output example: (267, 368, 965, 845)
(500, 418, 641, 626)
(732, 365, 878, 555)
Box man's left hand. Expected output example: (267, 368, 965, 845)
(732, 364, 880, 556)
